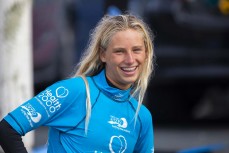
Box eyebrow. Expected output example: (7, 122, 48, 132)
(113, 45, 144, 50)
(112, 48, 125, 52)
(132, 45, 144, 49)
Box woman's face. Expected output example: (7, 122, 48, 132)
(100, 29, 147, 90)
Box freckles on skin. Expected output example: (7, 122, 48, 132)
(100, 29, 147, 90)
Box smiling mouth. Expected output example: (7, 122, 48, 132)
(121, 66, 137, 72)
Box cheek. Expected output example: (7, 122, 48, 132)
(138, 54, 147, 63)
(137, 56, 147, 71)
(108, 55, 122, 64)
(105, 57, 123, 71)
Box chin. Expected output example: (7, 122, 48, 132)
(123, 78, 137, 85)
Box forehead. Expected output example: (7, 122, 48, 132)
(109, 29, 144, 45)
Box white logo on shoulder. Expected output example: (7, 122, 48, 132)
(56, 86, 69, 98)
(108, 116, 130, 133)
(36, 86, 69, 115)
(21, 103, 42, 125)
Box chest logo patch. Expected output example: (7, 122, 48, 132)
(109, 135, 127, 153)
(108, 116, 130, 133)
(108, 116, 127, 128)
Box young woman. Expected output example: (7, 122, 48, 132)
(0, 14, 155, 153)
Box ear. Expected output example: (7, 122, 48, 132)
(100, 47, 106, 62)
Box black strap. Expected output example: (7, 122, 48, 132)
(0, 119, 28, 153)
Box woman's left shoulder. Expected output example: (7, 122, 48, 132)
(139, 104, 152, 118)
(129, 98, 152, 118)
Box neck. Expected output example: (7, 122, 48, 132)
(105, 75, 119, 89)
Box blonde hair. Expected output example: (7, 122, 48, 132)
(73, 14, 155, 133)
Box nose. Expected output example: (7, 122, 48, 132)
(125, 51, 134, 64)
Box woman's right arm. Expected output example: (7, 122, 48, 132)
(0, 119, 27, 153)
(0, 77, 86, 153)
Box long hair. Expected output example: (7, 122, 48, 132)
(73, 14, 155, 133)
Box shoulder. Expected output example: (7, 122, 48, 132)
(139, 104, 152, 121)
(129, 97, 152, 122)
(55, 76, 85, 87)
(36, 77, 88, 104)
(50, 77, 86, 92)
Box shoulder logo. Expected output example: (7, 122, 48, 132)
(56, 86, 69, 98)
(21, 103, 42, 126)
(36, 86, 69, 114)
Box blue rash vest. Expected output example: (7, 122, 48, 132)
(4, 69, 154, 153)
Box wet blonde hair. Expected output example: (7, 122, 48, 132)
(73, 14, 155, 133)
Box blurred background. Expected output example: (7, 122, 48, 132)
(1, 0, 229, 153)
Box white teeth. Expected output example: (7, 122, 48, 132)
(122, 67, 136, 71)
